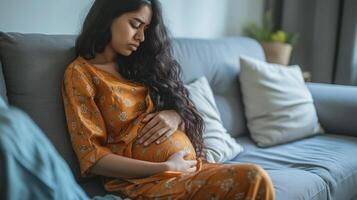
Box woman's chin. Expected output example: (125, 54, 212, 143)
(117, 49, 133, 57)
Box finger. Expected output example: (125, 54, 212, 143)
(142, 113, 156, 122)
(183, 150, 192, 157)
(186, 167, 197, 173)
(167, 151, 182, 160)
(179, 150, 187, 157)
(178, 150, 191, 158)
(143, 122, 167, 140)
(187, 160, 198, 166)
(138, 122, 166, 144)
(173, 150, 187, 158)
(137, 127, 156, 144)
(143, 128, 170, 146)
(139, 116, 160, 137)
(155, 129, 175, 144)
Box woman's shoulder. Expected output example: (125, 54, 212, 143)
(62, 56, 96, 96)
(64, 56, 92, 78)
(62, 56, 98, 92)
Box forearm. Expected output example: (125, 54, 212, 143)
(90, 153, 169, 179)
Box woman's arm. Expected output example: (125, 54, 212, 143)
(90, 151, 198, 179)
(90, 154, 168, 179)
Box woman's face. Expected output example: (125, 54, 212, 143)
(110, 5, 152, 56)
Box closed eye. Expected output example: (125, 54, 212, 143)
(132, 18, 150, 30)
(130, 23, 140, 29)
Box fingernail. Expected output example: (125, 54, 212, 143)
(144, 142, 148, 146)
(156, 141, 160, 144)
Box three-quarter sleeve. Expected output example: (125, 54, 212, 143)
(62, 64, 112, 177)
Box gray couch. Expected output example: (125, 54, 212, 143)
(1, 32, 357, 200)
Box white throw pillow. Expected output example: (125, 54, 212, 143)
(185, 76, 243, 163)
(239, 56, 323, 147)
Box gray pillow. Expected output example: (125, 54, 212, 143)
(185, 76, 243, 163)
(239, 56, 323, 147)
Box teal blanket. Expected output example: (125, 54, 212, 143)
(0, 97, 122, 200)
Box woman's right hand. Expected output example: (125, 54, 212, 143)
(165, 150, 197, 173)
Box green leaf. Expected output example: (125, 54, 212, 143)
(242, 10, 299, 45)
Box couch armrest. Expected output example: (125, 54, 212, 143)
(307, 83, 357, 136)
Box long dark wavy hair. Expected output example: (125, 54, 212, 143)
(75, 0, 205, 158)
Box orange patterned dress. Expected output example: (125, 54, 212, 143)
(62, 56, 275, 200)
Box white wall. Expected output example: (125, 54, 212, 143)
(161, 0, 264, 38)
(0, 0, 93, 34)
(0, 0, 264, 38)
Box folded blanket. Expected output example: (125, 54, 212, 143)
(0, 96, 7, 108)
(0, 104, 122, 200)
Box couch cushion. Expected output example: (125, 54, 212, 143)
(239, 56, 322, 147)
(0, 32, 82, 179)
(172, 38, 265, 137)
(228, 134, 357, 200)
(185, 76, 243, 163)
(267, 169, 328, 200)
(0, 61, 8, 103)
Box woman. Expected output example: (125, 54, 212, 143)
(62, 0, 275, 199)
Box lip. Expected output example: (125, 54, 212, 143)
(129, 44, 139, 50)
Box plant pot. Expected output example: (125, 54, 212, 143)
(261, 42, 293, 66)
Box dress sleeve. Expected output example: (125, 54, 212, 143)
(61, 65, 112, 177)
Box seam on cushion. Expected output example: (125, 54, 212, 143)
(333, 168, 357, 199)
(272, 167, 330, 200)
(308, 168, 357, 200)
(307, 173, 330, 200)
(335, 168, 357, 185)
(310, 183, 329, 200)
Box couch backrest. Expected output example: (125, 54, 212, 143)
(0, 32, 265, 194)
(0, 60, 8, 103)
(172, 38, 265, 137)
(0, 32, 80, 179)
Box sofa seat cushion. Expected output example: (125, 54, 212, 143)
(227, 134, 357, 200)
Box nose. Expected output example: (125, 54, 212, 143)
(135, 28, 145, 43)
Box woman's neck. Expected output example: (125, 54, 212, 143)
(90, 45, 117, 65)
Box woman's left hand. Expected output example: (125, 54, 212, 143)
(137, 110, 182, 146)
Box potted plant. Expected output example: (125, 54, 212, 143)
(243, 11, 299, 66)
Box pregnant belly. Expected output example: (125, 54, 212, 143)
(131, 130, 197, 162)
